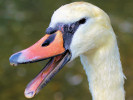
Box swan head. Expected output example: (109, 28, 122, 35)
(50, 2, 114, 60)
(9, 2, 114, 98)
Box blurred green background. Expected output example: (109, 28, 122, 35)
(0, 0, 133, 100)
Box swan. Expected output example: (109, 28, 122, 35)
(9, 2, 125, 100)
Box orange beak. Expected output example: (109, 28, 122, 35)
(10, 31, 65, 64)
(9, 31, 71, 98)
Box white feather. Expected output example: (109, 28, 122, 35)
(50, 2, 125, 100)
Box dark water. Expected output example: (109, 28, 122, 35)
(0, 0, 133, 100)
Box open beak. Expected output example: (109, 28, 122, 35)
(9, 30, 71, 98)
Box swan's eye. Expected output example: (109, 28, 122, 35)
(79, 18, 86, 24)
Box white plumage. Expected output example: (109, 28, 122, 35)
(50, 2, 125, 100)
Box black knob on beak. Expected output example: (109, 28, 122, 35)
(46, 27, 57, 34)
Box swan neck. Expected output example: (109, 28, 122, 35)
(80, 38, 125, 100)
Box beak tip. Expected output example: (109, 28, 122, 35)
(9, 52, 22, 66)
(24, 89, 35, 98)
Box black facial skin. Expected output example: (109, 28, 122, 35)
(46, 27, 57, 34)
(45, 18, 87, 49)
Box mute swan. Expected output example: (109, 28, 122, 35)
(9, 2, 125, 100)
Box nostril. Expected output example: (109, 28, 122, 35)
(42, 40, 50, 46)
(42, 34, 56, 47)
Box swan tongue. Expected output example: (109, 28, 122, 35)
(24, 51, 71, 98)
